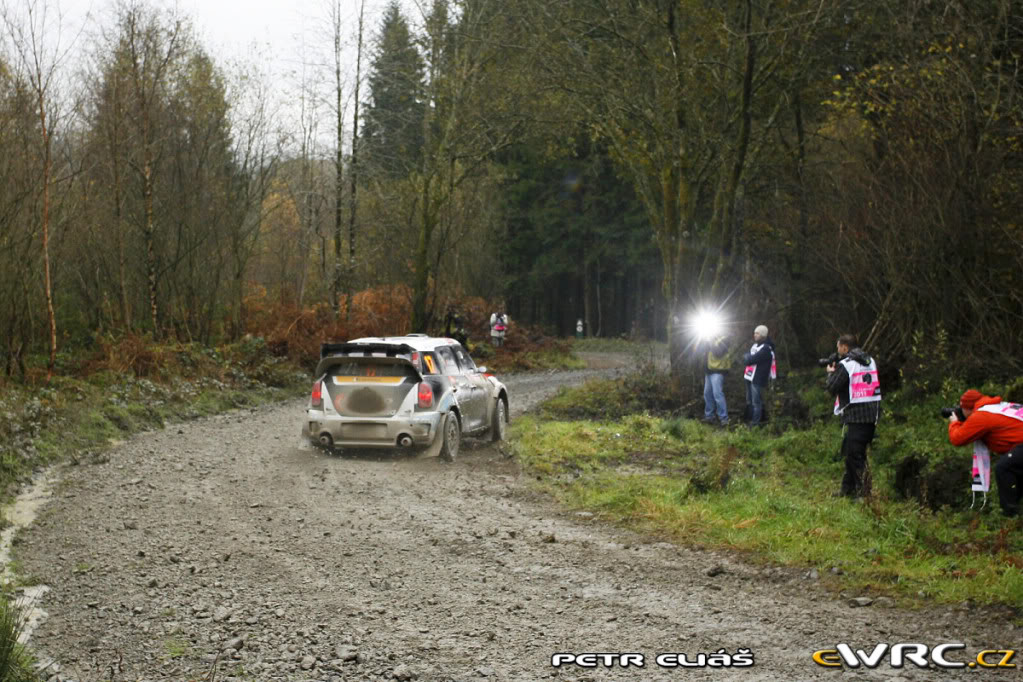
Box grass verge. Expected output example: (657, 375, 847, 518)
(470, 339, 586, 373)
(512, 379, 1023, 610)
(572, 337, 668, 354)
(0, 339, 309, 501)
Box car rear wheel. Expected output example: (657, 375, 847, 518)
(489, 398, 507, 442)
(439, 412, 460, 462)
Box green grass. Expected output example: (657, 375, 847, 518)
(520, 348, 587, 371)
(2, 556, 41, 591)
(475, 341, 587, 373)
(512, 376, 1023, 609)
(572, 337, 668, 354)
(1, 365, 307, 482)
(539, 364, 678, 420)
(164, 635, 192, 659)
(0, 596, 37, 681)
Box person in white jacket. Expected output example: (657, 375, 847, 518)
(489, 311, 509, 347)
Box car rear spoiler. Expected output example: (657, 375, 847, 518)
(320, 342, 416, 359)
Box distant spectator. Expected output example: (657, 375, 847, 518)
(490, 311, 509, 347)
(700, 332, 733, 426)
(742, 324, 776, 427)
(444, 308, 469, 347)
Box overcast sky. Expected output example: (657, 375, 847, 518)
(58, 0, 405, 61)
(39, 0, 420, 150)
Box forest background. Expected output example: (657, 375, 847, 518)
(0, 0, 1020, 382)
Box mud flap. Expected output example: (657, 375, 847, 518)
(418, 436, 443, 459)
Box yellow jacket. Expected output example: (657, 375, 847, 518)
(705, 335, 733, 373)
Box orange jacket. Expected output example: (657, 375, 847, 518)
(948, 395, 1023, 454)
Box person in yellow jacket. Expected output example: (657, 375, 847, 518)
(702, 333, 733, 426)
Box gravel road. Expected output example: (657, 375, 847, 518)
(15, 353, 1019, 681)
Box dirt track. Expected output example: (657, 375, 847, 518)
(15, 353, 1020, 681)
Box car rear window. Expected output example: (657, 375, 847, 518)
(327, 360, 415, 379)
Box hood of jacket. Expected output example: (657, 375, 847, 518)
(844, 347, 872, 366)
(974, 395, 1003, 411)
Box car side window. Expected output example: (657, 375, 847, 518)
(421, 352, 439, 375)
(435, 347, 460, 375)
(452, 346, 476, 373)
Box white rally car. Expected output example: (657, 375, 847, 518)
(303, 335, 509, 461)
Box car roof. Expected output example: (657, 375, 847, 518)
(345, 334, 462, 352)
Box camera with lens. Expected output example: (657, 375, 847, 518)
(817, 352, 840, 368)
(940, 406, 966, 421)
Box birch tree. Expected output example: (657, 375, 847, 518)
(1, 0, 77, 378)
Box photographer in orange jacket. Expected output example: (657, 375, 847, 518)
(947, 389, 1023, 518)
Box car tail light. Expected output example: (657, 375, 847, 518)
(311, 380, 323, 409)
(417, 381, 433, 408)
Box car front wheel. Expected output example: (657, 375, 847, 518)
(439, 412, 460, 462)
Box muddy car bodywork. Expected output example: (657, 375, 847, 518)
(303, 335, 509, 460)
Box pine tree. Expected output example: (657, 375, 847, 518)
(361, 1, 425, 178)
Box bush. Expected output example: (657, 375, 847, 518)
(542, 361, 678, 420)
(894, 454, 967, 511)
(243, 285, 415, 370)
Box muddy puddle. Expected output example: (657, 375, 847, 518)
(1, 474, 55, 644)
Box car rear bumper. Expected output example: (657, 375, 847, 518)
(304, 410, 442, 449)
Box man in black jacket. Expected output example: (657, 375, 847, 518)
(444, 308, 469, 347)
(825, 334, 882, 498)
(742, 324, 775, 427)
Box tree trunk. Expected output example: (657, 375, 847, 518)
(705, 0, 755, 300)
(144, 153, 159, 338)
(654, 164, 688, 376)
(332, 0, 344, 315)
(346, 0, 365, 322)
(114, 164, 131, 329)
(785, 90, 814, 354)
(583, 259, 593, 339)
(411, 177, 435, 333)
(39, 95, 56, 379)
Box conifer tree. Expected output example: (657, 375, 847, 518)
(361, 1, 425, 178)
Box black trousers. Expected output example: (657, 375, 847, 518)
(994, 444, 1023, 517)
(840, 422, 875, 497)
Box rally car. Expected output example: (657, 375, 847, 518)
(303, 335, 509, 461)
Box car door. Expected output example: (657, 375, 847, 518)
(435, 346, 481, 429)
(452, 344, 489, 431)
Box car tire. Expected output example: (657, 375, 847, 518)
(489, 398, 507, 442)
(439, 412, 460, 462)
